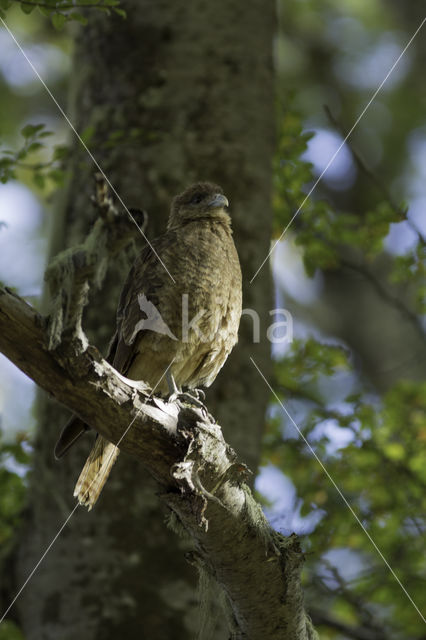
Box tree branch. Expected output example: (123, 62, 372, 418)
(324, 104, 425, 245)
(44, 172, 147, 351)
(340, 257, 425, 341)
(0, 286, 318, 640)
(310, 609, 389, 640)
(8, 0, 120, 11)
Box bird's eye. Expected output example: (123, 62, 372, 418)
(190, 193, 203, 204)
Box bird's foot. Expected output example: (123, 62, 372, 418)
(190, 387, 205, 403)
(168, 389, 211, 420)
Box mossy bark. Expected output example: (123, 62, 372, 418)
(11, 1, 275, 638)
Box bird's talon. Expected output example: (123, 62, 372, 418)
(193, 388, 206, 402)
(168, 390, 209, 414)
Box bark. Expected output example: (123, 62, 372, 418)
(0, 286, 317, 640)
(7, 1, 275, 638)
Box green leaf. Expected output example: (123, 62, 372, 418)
(20, 2, 36, 14)
(33, 173, 46, 189)
(21, 123, 45, 139)
(383, 442, 405, 461)
(38, 6, 52, 16)
(53, 144, 69, 160)
(48, 168, 65, 184)
(113, 7, 126, 18)
(0, 157, 14, 168)
(16, 148, 28, 160)
(27, 141, 43, 153)
(0, 0, 12, 9)
(79, 125, 94, 144)
(51, 12, 67, 30)
(69, 11, 88, 25)
(0, 173, 15, 183)
(0, 619, 25, 640)
(3, 441, 30, 465)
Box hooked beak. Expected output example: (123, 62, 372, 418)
(207, 193, 229, 209)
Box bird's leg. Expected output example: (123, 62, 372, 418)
(167, 370, 201, 407)
(166, 370, 180, 396)
(181, 388, 216, 420)
(177, 388, 208, 411)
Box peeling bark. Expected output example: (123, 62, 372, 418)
(0, 287, 317, 640)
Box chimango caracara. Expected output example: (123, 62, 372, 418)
(55, 182, 242, 509)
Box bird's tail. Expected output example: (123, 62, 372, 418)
(54, 416, 89, 459)
(74, 436, 119, 510)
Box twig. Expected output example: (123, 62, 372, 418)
(310, 608, 389, 640)
(324, 105, 425, 245)
(340, 257, 425, 341)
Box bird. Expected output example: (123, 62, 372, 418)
(54, 182, 242, 509)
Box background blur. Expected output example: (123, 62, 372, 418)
(0, 1, 425, 638)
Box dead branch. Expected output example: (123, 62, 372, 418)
(0, 286, 317, 640)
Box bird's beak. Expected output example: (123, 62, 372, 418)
(207, 193, 229, 209)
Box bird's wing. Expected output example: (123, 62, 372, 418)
(112, 232, 176, 374)
(55, 235, 174, 457)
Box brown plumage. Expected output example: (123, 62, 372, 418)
(55, 182, 242, 509)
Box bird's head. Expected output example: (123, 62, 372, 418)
(168, 182, 230, 230)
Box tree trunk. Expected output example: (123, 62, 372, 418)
(10, 2, 275, 638)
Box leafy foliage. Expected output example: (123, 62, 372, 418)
(0, 123, 68, 189)
(0, 0, 125, 28)
(266, 351, 426, 636)
(268, 49, 425, 639)
(0, 431, 29, 552)
(391, 245, 426, 314)
(274, 108, 414, 277)
(0, 620, 25, 640)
